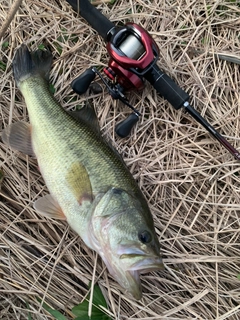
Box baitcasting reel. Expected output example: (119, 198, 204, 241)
(71, 22, 160, 137)
(66, 0, 240, 160)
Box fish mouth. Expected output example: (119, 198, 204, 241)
(127, 255, 164, 272)
(121, 255, 164, 299)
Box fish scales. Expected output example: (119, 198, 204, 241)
(2, 44, 163, 299)
(22, 77, 136, 189)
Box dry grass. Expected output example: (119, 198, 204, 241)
(1, 0, 240, 319)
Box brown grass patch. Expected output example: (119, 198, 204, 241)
(1, 0, 240, 319)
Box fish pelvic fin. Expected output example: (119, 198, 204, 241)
(1, 121, 35, 156)
(34, 194, 66, 220)
(12, 44, 52, 87)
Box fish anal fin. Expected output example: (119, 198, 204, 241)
(1, 121, 35, 156)
(66, 162, 93, 204)
(34, 194, 66, 220)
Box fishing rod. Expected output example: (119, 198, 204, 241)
(65, 0, 240, 160)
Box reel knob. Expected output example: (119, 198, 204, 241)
(115, 113, 139, 138)
(71, 68, 96, 95)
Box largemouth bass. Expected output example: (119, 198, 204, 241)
(2, 44, 163, 299)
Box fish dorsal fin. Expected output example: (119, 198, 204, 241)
(68, 102, 100, 134)
(34, 194, 66, 220)
(69, 103, 124, 163)
(66, 162, 93, 204)
(1, 121, 35, 156)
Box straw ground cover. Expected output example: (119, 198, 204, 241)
(0, 0, 240, 319)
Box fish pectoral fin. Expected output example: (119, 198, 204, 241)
(34, 194, 66, 220)
(68, 101, 100, 134)
(1, 121, 35, 156)
(66, 162, 93, 205)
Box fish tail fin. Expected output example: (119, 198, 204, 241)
(12, 44, 52, 87)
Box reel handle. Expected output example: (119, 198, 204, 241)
(115, 113, 139, 138)
(71, 68, 96, 95)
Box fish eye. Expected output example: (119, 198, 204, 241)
(138, 230, 152, 244)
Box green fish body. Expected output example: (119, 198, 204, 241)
(2, 44, 163, 299)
